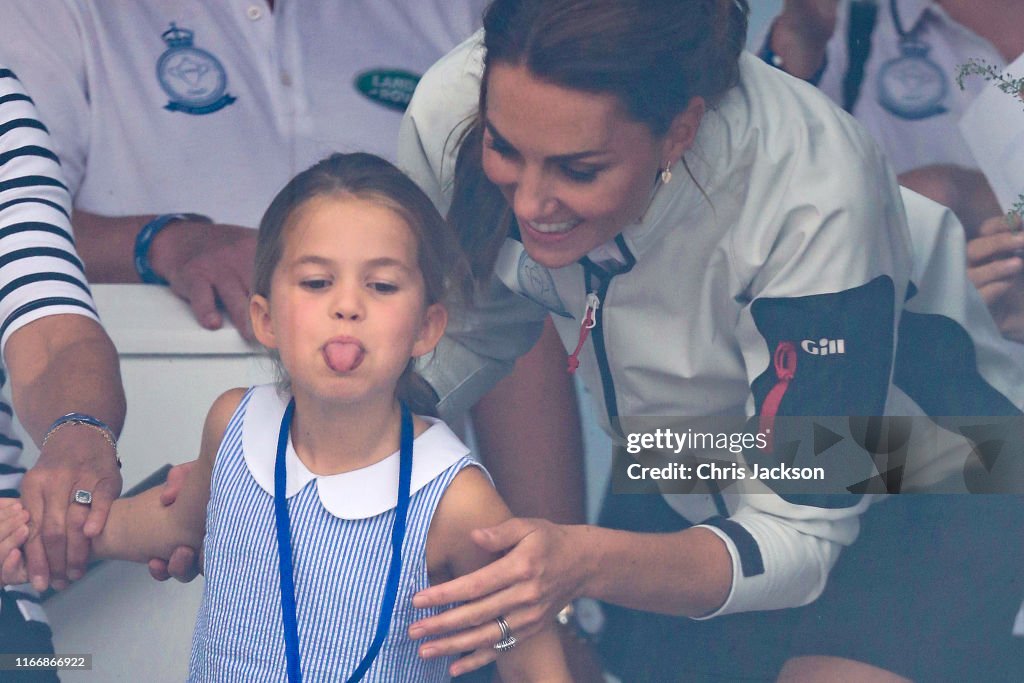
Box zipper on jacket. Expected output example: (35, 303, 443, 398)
(567, 292, 601, 374)
(587, 266, 621, 423)
(579, 235, 636, 427)
(759, 341, 798, 453)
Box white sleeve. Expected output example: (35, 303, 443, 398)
(696, 94, 913, 615)
(0, 0, 90, 197)
(696, 491, 868, 617)
(400, 33, 547, 420)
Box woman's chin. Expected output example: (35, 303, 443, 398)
(520, 221, 589, 268)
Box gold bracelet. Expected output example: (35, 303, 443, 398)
(41, 417, 121, 469)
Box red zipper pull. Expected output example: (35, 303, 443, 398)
(567, 292, 601, 374)
(759, 341, 797, 452)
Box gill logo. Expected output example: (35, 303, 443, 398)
(800, 338, 846, 356)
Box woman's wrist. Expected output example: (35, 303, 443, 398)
(41, 412, 121, 469)
(570, 524, 732, 617)
(569, 524, 607, 600)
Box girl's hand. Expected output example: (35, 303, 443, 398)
(147, 461, 201, 582)
(408, 518, 591, 672)
(0, 499, 30, 585)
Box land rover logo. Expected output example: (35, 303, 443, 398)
(354, 69, 420, 112)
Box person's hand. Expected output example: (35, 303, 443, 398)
(408, 518, 589, 675)
(968, 214, 1024, 341)
(147, 461, 201, 582)
(967, 215, 1024, 303)
(899, 166, 1002, 237)
(780, 0, 839, 44)
(18, 426, 122, 591)
(147, 546, 201, 583)
(1, 499, 29, 587)
(772, 1, 839, 79)
(0, 499, 30, 585)
(148, 220, 257, 340)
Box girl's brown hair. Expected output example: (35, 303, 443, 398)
(254, 152, 468, 415)
(449, 0, 750, 278)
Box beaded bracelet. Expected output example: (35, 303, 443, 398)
(134, 213, 212, 284)
(41, 413, 121, 469)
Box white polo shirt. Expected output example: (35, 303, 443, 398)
(816, 0, 1007, 174)
(0, 0, 488, 227)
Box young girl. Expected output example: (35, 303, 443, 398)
(1, 152, 569, 681)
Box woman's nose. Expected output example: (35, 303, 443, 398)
(512, 166, 557, 221)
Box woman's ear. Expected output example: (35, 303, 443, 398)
(250, 295, 277, 349)
(662, 96, 706, 164)
(411, 303, 448, 358)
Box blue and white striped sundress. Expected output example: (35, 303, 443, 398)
(190, 384, 482, 682)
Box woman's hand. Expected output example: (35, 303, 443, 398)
(408, 518, 593, 673)
(19, 425, 122, 591)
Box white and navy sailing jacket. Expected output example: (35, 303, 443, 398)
(399, 33, 1023, 618)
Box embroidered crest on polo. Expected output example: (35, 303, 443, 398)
(354, 69, 421, 112)
(156, 23, 237, 115)
(517, 250, 572, 318)
(876, 40, 949, 120)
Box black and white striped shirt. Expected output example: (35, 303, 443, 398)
(0, 69, 98, 499)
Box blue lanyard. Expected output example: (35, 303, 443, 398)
(274, 399, 414, 683)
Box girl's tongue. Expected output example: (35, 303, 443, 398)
(323, 341, 364, 373)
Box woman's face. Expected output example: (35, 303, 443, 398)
(482, 62, 702, 269)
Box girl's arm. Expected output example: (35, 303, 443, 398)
(90, 388, 245, 563)
(422, 466, 571, 681)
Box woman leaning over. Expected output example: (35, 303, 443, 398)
(397, 0, 932, 680)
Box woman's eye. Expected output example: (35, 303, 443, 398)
(301, 279, 331, 290)
(485, 136, 517, 160)
(561, 165, 600, 183)
(369, 282, 398, 294)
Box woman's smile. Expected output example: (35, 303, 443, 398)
(481, 62, 701, 268)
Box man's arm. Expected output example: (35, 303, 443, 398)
(72, 210, 257, 338)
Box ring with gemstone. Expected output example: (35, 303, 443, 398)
(493, 615, 517, 652)
(72, 489, 93, 505)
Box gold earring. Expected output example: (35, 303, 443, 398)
(660, 163, 673, 185)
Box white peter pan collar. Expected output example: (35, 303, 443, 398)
(241, 385, 471, 519)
